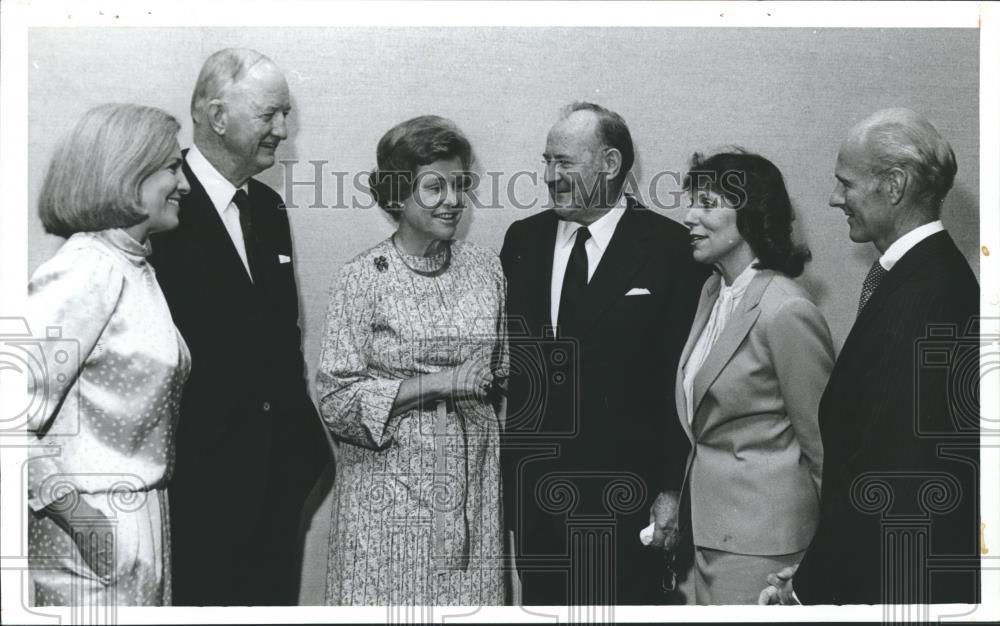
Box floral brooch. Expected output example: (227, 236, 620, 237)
(374, 256, 389, 272)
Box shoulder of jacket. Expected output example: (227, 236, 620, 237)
(512, 209, 556, 230)
(759, 277, 823, 326)
(248, 178, 284, 205)
(762, 273, 810, 300)
(629, 208, 689, 242)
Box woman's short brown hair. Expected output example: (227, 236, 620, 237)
(367, 115, 473, 219)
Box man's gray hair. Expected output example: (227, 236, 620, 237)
(190, 48, 271, 123)
(560, 101, 635, 193)
(858, 108, 957, 210)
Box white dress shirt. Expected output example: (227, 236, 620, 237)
(682, 260, 759, 423)
(549, 195, 628, 327)
(878, 220, 945, 271)
(185, 145, 253, 280)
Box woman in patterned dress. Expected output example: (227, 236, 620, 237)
(27, 103, 192, 606)
(317, 115, 507, 605)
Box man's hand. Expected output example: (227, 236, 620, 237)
(647, 489, 681, 552)
(757, 564, 799, 605)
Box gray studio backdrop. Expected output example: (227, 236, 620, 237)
(27, 27, 980, 603)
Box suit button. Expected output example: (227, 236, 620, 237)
(262, 401, 271, 412)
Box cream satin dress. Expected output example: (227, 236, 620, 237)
(26, 229, 191, 606)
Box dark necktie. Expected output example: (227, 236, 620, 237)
(558, 226, 591, 334)
(857, 259, 888, 315)
(232, 189, 258, 282)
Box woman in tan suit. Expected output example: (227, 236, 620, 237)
(667, 150, 835, 604)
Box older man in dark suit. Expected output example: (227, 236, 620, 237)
(760, 108, 980, 605)
(500, 102, 707, 606)
(150, 48, 330, 606)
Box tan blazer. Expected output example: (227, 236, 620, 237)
(676, 269, 834, 555)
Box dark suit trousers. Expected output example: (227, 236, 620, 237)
(170, 405, 315, 606)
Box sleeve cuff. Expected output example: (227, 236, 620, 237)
(360, 377, 406, 446)
(319, 376, 408, 449)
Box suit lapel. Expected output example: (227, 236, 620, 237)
(573, 200, 652, 334)
(690, 270, 774, 435)
(181, 157, 255, 291)
(245, 180, 280, 293)
(523, 212, 559, 333)
(840, 231, 950, 360)
(675, 275, 718, 442)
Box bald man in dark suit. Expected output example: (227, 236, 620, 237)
(150, 48, 330, 606)
(501, 102, 707, 606)
(760, 108, 980, 605)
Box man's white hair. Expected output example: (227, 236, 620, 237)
(856, 107, 957, 210)
(190, 48, 271, 124)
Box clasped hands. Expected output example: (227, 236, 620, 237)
(757, 564, 799, 605)
(422, 351, 504, 404)
(645, 490, 682, 552)
(645, 491, 800, 605)
(391, 350, 506, 418)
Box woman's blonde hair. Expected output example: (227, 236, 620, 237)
(38, 103, 181, 237)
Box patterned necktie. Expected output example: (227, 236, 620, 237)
(232, 189, 258, 282)
(857, 259, 888, 315)
(558, 226, 592, 334)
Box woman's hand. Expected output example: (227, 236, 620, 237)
(45, 494, 114, 581)
(391, 352, 497, 416)
(443, 351, 495, 402)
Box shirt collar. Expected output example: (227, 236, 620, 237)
(555, 194, 628, 251)
(96, 228, 152, 265)
(879, 220, 945, 271)
(186, 144, 249, 216)
(720, 258, 758, 298)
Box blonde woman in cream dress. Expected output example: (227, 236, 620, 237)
(27, 103, 191, 606)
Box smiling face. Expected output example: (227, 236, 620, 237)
(394, 157, 467, 253)
(829, 135, 897, 251)
(543, 110, 615, 224)
(136, 142, 189, 237)
(683, 188, 753, 277)
(220, 61, 291, 183)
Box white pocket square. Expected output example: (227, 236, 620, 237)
(278, 254, 292, 264)
(625, 287, 651, 296)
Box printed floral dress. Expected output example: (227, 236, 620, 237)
(317, 238, 507, 605)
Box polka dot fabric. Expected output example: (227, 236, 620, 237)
(26, 229, 191, 606)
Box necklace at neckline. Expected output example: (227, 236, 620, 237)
(390, 234, 452, 277)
